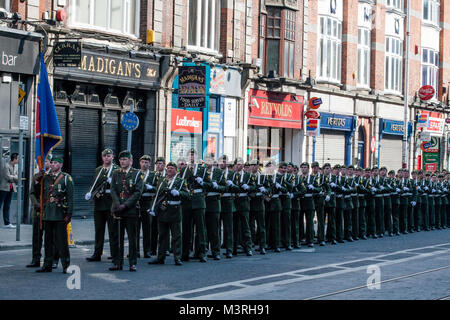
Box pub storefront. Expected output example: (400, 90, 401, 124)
(53, 47, 162, 216)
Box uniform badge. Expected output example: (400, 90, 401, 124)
(68, 176, 73, 182)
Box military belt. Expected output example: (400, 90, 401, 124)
(168, 201, 181, 205)
(142, 192, 155, 197)
(358, 194, 365, 197)
(222, 193, 232, 197)
(344, 195, 351, 198)
(256, 192, 263, 196)
(336, 195, 343, 198)
(374, 194, 384, 197)
(330, 192, 335, 195)
(390, 192, 397, 196)
(351, 193, 357, 197)
(206, 192, 220, 197)
(304, 194, 313, 197)
(238, 193, 248, 197)
(193, 189, 203, 193)
(105, 189, 111, 194)
(272, 194, 279, 198)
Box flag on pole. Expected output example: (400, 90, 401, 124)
(35, 52, 62, 172)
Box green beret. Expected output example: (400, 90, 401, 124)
(380, 166, 387, 171)
(388, 170, 395, 175)
(334, 164, 341, 169)
(265, 161, 274, 167)
(432, 173, 437, 177)
(234, 157, 244, 165)
(311, 161, 320, 168)
(166, 162, 177, 169)
(364, 168, 371, 172)
(300, 162, 309, 168)
(155, 157, 165, 163)
(347, 165, 354, 169)
(279, 162, 287, 168)
(119, 150, 132, 159)
(293, 165, 299, 170)
(323, 163, 331, 169)
(244, 162, 250, 167)
(51, 157, 63, 164)
(287, 162, 294, 167)
(45, 154, 52, 161)
(140, 155, 151, 162)
(371, 166, 379, 171)
(425, 172, 431, 176)
(438, 174, 444, 178)
(418, 170, 424, 174)
(102, 148, 114, 156)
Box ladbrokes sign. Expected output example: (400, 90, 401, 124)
(248, 89, 304, 129)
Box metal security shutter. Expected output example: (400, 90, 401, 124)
(71, 108, 100, 216)
(379, 136, 402, 171)
(104, 110, 120, 156)
(53, 105, 67, 161)
(315, 130, 346, 166)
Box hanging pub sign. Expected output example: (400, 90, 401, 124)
(178, 65, 207, 108)
(53, 41, 82, 67)
(417, 113, 429, 128)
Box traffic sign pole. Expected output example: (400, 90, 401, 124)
(127, 104, 134, 151)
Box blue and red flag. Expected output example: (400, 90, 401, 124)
(35, 53, 62, 172)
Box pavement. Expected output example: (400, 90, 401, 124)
(0, 218, 99, 251)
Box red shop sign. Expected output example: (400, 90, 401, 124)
(171, 108, 203, 134)
(248, 90, 304, 129)
(418, 85, 435, 101)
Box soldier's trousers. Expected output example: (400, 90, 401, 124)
(358, 206, 367, 238)
(137, 207, 152, 256)
(32, 213, 43, 263)
(414, 203, 421, 231)
(249, 211, 257, 246)
(325, 206, 336, 241)
(442, 202, 447, 228)
(233, 210, 252, 252)
(111, 216, 138, 266)
(182, 208, 207, 259)
(447, 203, 450, 227)
(291, 208, 301, 247)
(157, 220, 181, 262)
(392, 202, 400, 234)
(268, 210, 281, 249)
(422, 201, 429, 230)
(43, 221, 70, 269)
(399, 203, 408, 233)
(151, 216, 158, 254)
(343, 208, 353, 239)
(384, 199, 393, 235)
(429, 200, 435, 228)
(408, 204, 415, 231)
(315, 199, 325, 243)
(250, 210, 266, 250)
(301, 209, 315, 245)
(375, 198, 385, 236)
(280, 208, 292, 248)
(335, 207, 344, 241)
(220, 211, 233, 254)
(352, 206, 359, 239)
(367, 204, 376, 237)
(299, 210, 305, 241)
(205, 211, 221, 256)
(435, 202, 441, 228)
(93, 209, 113, 258)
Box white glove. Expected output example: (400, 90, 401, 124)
(330, 182, 337, 188)
(242, 184, 249, 190)
(148, 209, 156, 217)
(308, 184, 315, 190)
(325, 195, 330, 202)
(275, 183, 281, 189)
(259, 187, 266, 193)
(371, 187, 377, 192)
(411, 201, 416, 207)
(289, 193, 294, 199)
(417, 186, 422, 191)
(403, 187, 409, 191)
(212, 181, 218, 189)
(195, 177, 204, 185)
(438, 190, 442, 193)
(171, 189, 180, 197)
(396, 188, 401, 193)
(379, 186, 385, 190)
(226, 180, 233, 186)
(341, 186, 347, 191)
(107, 177, 112, 184)
(444, 188, 448, 192)
(145, 184, 153, 190)
(355, 184, 359, 187)
(85, 192, 92, 201)
(424, 186, 429, 191)
(432, 189, 436, 193)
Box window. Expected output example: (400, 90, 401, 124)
(71, 0, 138, 36)
(422, 48, 439, 100)
(248, 126, 284, 163)
(385, 36, 403, 93)
(188, 0, 221, 52)
(0, 0, 10, 10)
(423, 0, 440, 26)
(318, 16, 342, 83)
(357, 28, 371, 87)
(386, 0, 402, 10)
(259, 7, 296, 78)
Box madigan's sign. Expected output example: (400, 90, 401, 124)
(248, 89, 304, 129)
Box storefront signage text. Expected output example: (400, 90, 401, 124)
(0, 33, 40, 75)
(54, 41, 82, 67)
(179, 66, 207, 108)
(320, 113, 355, 132)
(171, 109, 203, 134)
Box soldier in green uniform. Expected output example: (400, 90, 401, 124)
(409, 170, 419, 233)
(412, 170, 422, 232)
(137, 155, 157, 258)
(148, 162, 189, 266)
(249, 159, 269, 254)
(388, 170, 401, 235)
(181, 149, 211, 262)
(109, 151, 143, 272)
(279, 162, 294, 250)
(291, 165, 305, 248)
(347, 165, 359, 241)
(365, 168, 378, 239)
(340, 166, 353, 242)
(36, 157, 74, 274)
(433, 173, 442, 229)
(323, 163, 337, 244)
(84, 149, 118, 262)
(300, 162, 321, 247)
(204, 155, 227, 260)
(355, 167, 369, 240)
(379, 167, 393, 237)
(398, 169, 411, 234)
(371, 166, 385, 238)
(312, 162, 330, 246)
(334, 165, 346, 243)
(233, 158, 255, 256)
(265, 162, 281, 252)
(27, 155, 51, 268)
(421, 171, 432, 231)
(445, 173, 450, 228)
(152, 157, 166, 255)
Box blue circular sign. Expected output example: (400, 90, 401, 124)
(121, 112, 139, 131)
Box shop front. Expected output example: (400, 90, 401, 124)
(378, 118, 412, 170)
(247, 89, 304, 164)
(53, 46, 162, 216)
(419, 114, 444, 172)
(315, 112, 356, 166)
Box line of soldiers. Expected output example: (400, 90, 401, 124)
(29, 147, 450, 273)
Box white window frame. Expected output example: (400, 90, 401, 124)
(69, 0, 140, 38)
(386, 0, 403, 11)
(187, 0, 221, 54)
(0, 0, 10, 11)
(317, 15, 342, 85)
(423, 0, 440, 27)
(384, 36, 403, 95)
(357, 27, 371, 89)
(421, 47, 439, 101)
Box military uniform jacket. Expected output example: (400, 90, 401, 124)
(388, 178, 401, 206)
(234, 170, 257, 212)
(356, 176, 369, 208)
(325, 174, 338, 208)
(205, 167, 227, 213)
(110, 167, 144, 217)
(300, 174, 321, 211)
(313, 173, 331, 208)
(280, 173, 294, 210)
(182, 164, 212, 210)
(90, 164, 119, 211)
(398, 178, 412, 206)
(139, 170, 158, 210)
(380, 176, 392, 204)
(364, 177, 377, 209)
(292, 175, 306, 210)
(42, 171, 74, 221)
(249, 172, 270, 212)
(434, 181, 443, 206)
(152, 175, 189, 222)
(410, 179, 419, 204)
(220, 168, 241, 213)
(343, 176, 355, 210)
(334, 175, 347, 210)
(268, 173, 286, 212)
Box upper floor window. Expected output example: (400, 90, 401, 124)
(422, 48, 439, 100)
(357, 28, 371, 87)
(0, 0, 10, 10)
(385, 36, 403, 94)
(188, 0, 221, 52)
(386, 0, 403, 11)
(259, 7, 296, 78)
(71, 0, 139, 36)
(318, 15, 342, 83)
(423, 0, 440, 26)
